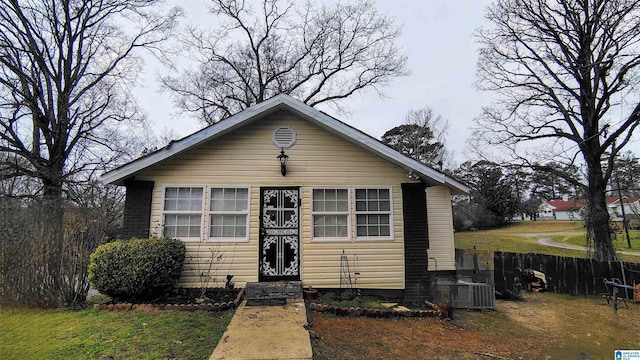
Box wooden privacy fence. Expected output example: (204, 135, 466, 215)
(493, 251, 640, 297)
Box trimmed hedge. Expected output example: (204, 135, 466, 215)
(88, 238, 186, 302)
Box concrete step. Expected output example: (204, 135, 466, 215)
(244, 281, 302, 306)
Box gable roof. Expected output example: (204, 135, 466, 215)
(545, 199, 587, 212)
(101, 94, 468, 194)
(545, 196, 639, 212)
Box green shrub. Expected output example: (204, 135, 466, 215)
(88, 238, 186, 302)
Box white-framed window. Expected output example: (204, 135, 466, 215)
(162, 186, 204, 241)
(355, 188, 393, 240)
(208, 187, 250, 241)
(311, 188, 350, 241)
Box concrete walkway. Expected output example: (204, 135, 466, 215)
(535, 236, 640, 256)
(210, 299, 312, 360)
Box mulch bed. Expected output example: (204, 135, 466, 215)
(93, 287, 244, 312)
(308, 301, 444, 318)
(307, 292, 448, 318)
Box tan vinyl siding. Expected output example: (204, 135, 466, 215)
(134, 112, 450, 289)
(426, 186, 456, 271)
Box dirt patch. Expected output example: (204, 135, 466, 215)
(310, 292, 640, 360)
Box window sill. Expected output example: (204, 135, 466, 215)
(206, 238, 250, 243)
(310, 238, 351, 243)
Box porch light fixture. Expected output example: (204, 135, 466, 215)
(277, 148, 289, 176)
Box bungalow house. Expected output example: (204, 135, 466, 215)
(540, 196, 640, 223)
(101, 94, 468, 301)
(607, 196, 640, 222)
(539, 198, 587, 220)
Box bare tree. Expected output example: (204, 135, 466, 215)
(0, 0, 180, 306)
(162, 0, 408, 124)
(474, 0, 640, 261)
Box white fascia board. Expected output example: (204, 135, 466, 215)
(101, 96, 289, 185)
(102, 93, 469, 194)
(279, 96, 469, 194)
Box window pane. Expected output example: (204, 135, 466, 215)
(178, 187, 191, 198)
(325, 226, 336, 237)
(164, 199, 177, 211)
(367, 201, 379, 211)
(222, 224, 234, 237)
(337, 200, 348, 212)
(380, 201, 391, 211)
(176, 225, 189, 237)
(230, 188, 240, 200)
(164, 214, 177, 225)
(189, 225, 200, 237)
(165, 187, 178, 199)
(176, 199, 189, 211)
(236, 199, 247, 211)
(368, 189, 378, 200)
(355, 189, 366, 200)
(210, 189, 223, 211)
(223, 199, 235, 211)
(380, 226, 390, 236)
(355, 200, 366, 211)
(236, 225, 246, 237)
(210, 225, 222, 237)
(177, 214, 190, 225)
(211, 188, 223, 200)
(313, 189, 324, 201)
(190, 198, 201, 210)
(313, 200, 324, 212)
(192, 187, 203, 198)
(237, 188, 248, 200)
(336, 189, 348, 201)
(379, 189, 390, 199)
(337, 225, 348, 237)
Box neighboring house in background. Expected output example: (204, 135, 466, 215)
(539, 198, 587, 220)
(539, 196, 640, 222)
(607, 197, 640, 224)
(101, 94, 468, 301)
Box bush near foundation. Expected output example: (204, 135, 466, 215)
(89, 238, 186, 302)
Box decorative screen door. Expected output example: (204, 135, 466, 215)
(259, 187, 300, 281)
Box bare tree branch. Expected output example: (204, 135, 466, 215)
(474, 0, 640, 261)
(162, 0, 408, 125)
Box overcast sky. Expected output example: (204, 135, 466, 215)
(132, 0, 494, 164)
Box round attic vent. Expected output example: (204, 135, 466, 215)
(272, 126, 296, 148)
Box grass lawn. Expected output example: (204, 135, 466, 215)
(0, 307, 232, 360)
(455, 220, 640, 262)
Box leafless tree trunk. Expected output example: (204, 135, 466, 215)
(474, 0, 640, 261)
(162, 0, 408, 124)
(0, 0, 180, 306)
